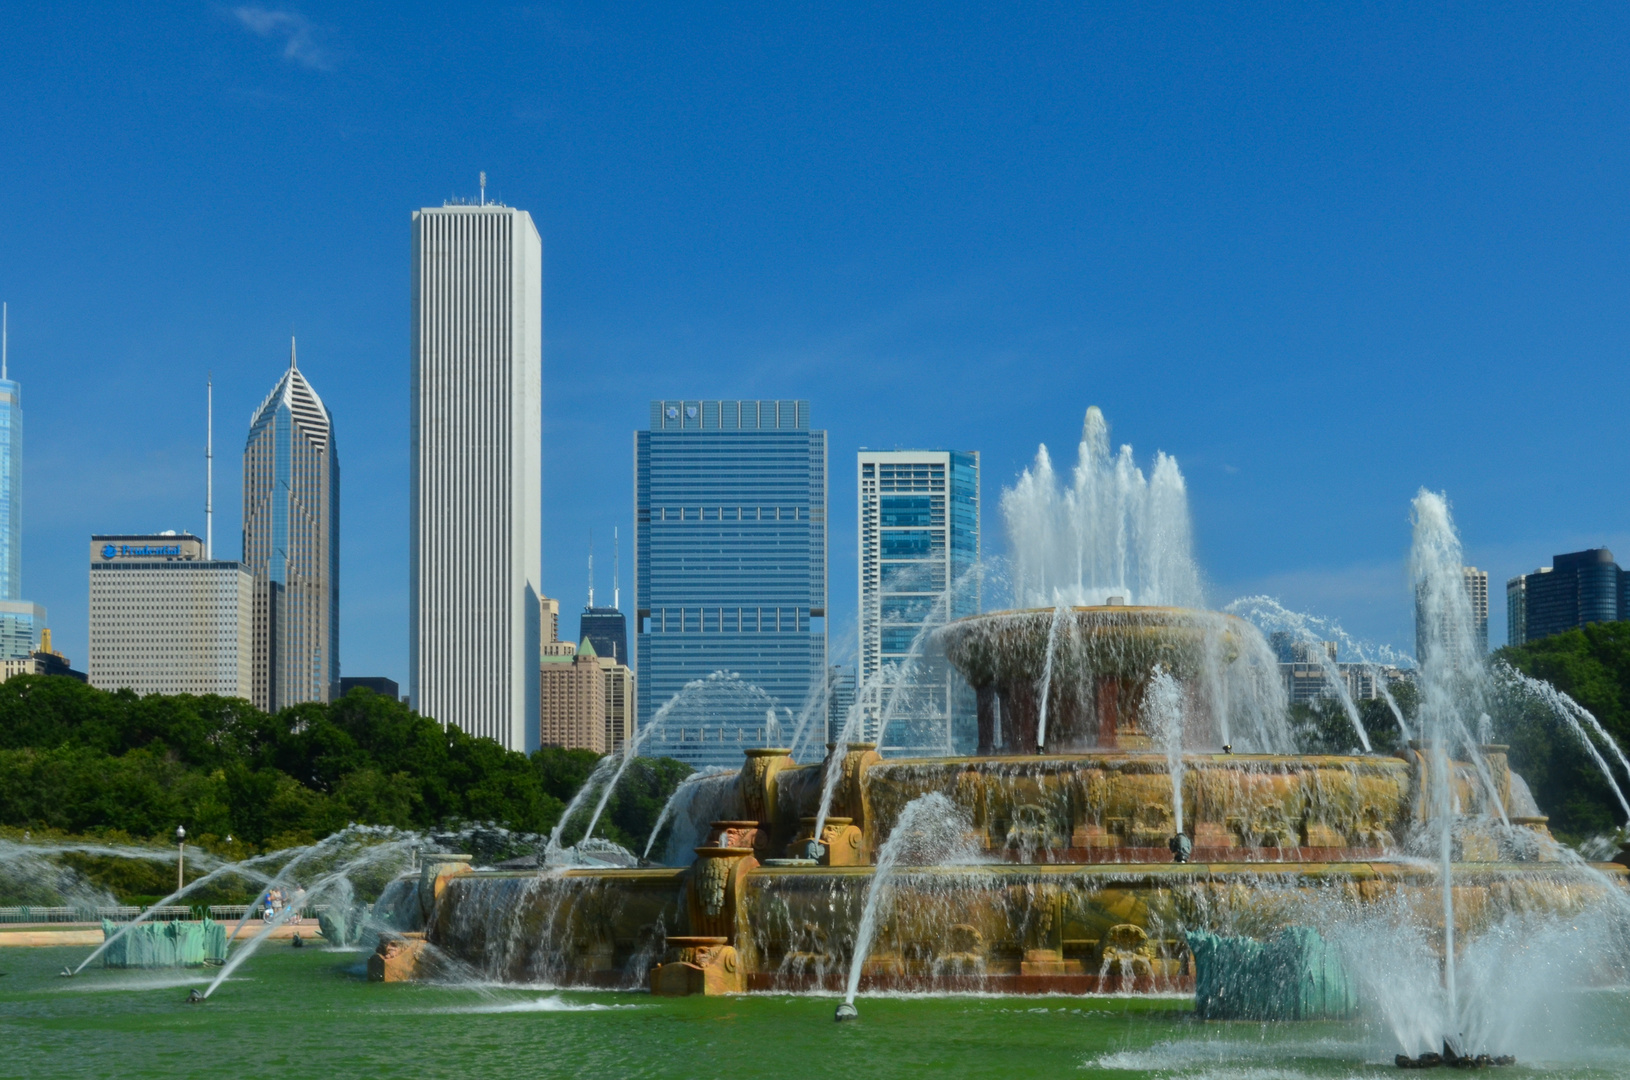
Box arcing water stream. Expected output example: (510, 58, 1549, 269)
(836, 791, 984, 1018)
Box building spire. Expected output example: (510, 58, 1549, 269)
(206, 374, 213, 559)
(289, 335, 297, 370)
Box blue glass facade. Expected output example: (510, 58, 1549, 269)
(1514, 548, 1628, 645)
(636, 400, 826, 768)
(0, 373, 45, 660)
(857, 450, 980, 755)
(0, 378, 20, 604)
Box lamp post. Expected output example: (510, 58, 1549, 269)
(175, 825, 186, 894)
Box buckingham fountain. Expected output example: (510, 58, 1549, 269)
(375, 409, 1630, 1064)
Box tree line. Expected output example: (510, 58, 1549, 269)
(0, 676, 692, 855)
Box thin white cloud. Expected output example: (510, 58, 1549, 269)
(232, 7, 335, 70)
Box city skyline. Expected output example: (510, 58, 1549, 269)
(6, 7, 1630, 692)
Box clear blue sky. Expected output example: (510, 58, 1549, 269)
(4, 4, 1629, 685)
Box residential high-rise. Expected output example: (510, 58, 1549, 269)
(856, 450, 980, 755)
(1508, 548, 1628, 646)
(540, 637, 608, 753)
(242, 342, 339, 712)
(87, 533, 253, 697)
(0, 305, 45, 659)
(1414, 565, 1489, 658)
(635, 400, 826, 768)
(537, 603, 635, 754)
(410, 201, 543, 751)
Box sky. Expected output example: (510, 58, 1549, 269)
(3, 3, 1629, 687)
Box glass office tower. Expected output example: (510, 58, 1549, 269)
(1508, 548, 1628, 645)
(856, 450, 980, 755)
(0, 311, 45, 659)
(636, 400, 827, 768)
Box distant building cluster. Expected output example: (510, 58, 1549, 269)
(1268, 633, 1406, 705)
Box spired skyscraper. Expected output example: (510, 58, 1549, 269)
(242, 341, 340, 710)
(636, 400, 827, 767)
(411, 200, 543, 751)
(0, 304, 46, 659)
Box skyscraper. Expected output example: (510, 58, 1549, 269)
(411, 201, 542, 751)
(635, 400, 826, 767)
(1508, 548, 1627, 646)
(0, 305, 45, 659)
(88, 533, 253, 697)
(242, 342, 339, 711)
(856, 450, 980, 754)
(1414, 565, 1489, 658)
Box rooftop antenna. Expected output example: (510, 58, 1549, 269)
(613, 527, 620, 610)
(206, 374, 213, 559)
(479, 171, 486, 206)
(587, 529, 595, 608)
(2, 301, 7, 381)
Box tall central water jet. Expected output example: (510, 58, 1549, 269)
(1002, 406, 1202, 610)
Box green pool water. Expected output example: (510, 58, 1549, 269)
(2, 946, 1628, 1079)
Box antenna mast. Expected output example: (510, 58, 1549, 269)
(479, 171, 487, 206)
(2, 302, 7, 381)
(206, 374, 213, 559)
(614, 527, 620, 610)
(587, 529, 594, 608)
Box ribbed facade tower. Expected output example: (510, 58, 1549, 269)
(242, 341, 340, 711)
(411, 203, 542, 751)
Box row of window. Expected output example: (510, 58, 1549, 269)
(644, 607, 811, 633)
(644, 506, 809, 521)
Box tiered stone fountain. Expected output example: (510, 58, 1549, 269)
(375, 602, 1606, 998)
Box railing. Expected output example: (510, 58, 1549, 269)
(0, 905, 142, 923)
(0, 903, 330, 924)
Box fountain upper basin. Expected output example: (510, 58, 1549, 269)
(938, 605, 1273, 752)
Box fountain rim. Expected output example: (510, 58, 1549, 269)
(941, 603, 1257, 626)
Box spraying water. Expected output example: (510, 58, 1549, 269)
(1409, 489, 1496, 1045)
(1033, 603, 1069, 751)
(836, 792, 982, 1018)
(1002, 406, 1202, 609)
(1143, 665, 1186, 835)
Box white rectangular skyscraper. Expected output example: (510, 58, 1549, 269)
(411, 203, 543, 751)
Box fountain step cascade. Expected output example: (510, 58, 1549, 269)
(400, 723, 1610, 997)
